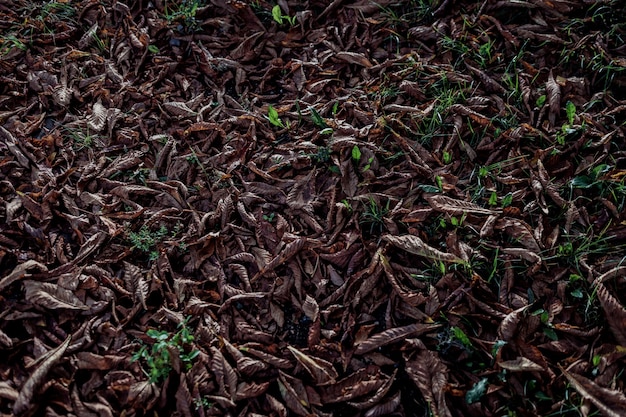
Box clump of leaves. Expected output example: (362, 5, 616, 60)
(132, 318, 199, 383)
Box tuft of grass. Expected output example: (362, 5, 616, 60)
(360, 198, 390, 235)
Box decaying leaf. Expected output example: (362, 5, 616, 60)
(562, 369, 626, 417)
(355, 323, 440, 355)
(287, 346, 338, 385)
(13, 336, 71, 415)
(383, 234, 467, 264)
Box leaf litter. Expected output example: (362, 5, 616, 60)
(1, 0, 626, 415)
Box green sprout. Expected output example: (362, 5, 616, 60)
(132, 318, 199, 383)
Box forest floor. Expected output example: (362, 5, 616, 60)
(1, 0, 626, 416)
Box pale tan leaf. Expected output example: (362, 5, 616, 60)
(382, 234, 466, 264)
(163, 101, 197, 117)
(335, 51, 372, 67)
(122, 262, 148, 309)
(355, 323, 440, 355)
(0, 381, 18, 402)
(498, 357, 545, 372)
(546, 69, 561, 126)
(87, 101, 107, 132)
(52, 84, 72, 107)
(563, 369, 626, 417)
(14, 336, 71, 415)
(23, 281, 88, 310)
(287, 346, 338, 385)
(595, 283, 626, 346)
(302, 295, 319, 322)
(0, 260, 47, 291)
(426, 194, 499, 215)
(0, 328, 12, 348)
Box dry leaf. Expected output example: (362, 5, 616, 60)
(13, 336, 71, 415)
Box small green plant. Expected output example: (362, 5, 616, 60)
(267, 105, 289, 129)
(0, 35, 27, 56)
(132, 318, 199, 383)
(360, 198, 390, 235)
(272, 4, 296, 26)
(263, 212, 275, 222)
(351, 145, 362, 163)
(128, 225, 170, 261)
(164, 0, 204, 32)
(466, 377, 488, 404)
(194, 396, 213, 411)
(556, 101, 582, 145)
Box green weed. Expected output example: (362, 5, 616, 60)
(132, 318, 199, 383)
(272, 4, 296, 26)
(360, 198, 390, 235)
(128, 225, 170, 261)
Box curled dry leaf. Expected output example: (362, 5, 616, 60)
(562, 368, 626, 417)
(23, 281, 89, 311)
(0, 260, 48, 291)
(355, 323, 440, 355)
(498, 357, 545, 372)
(546, 70, 561, 126)
(383, 234, 466, 264)
(595, 283, 626, 346)
(13, 336, 71, 415)
(426, 194, 499, 215)
(277, 371, 310, 416)
(287, 346, 338, 385)
(405, 350, 452, 417)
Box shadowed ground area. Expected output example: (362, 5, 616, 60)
(1, 0, 626, 415)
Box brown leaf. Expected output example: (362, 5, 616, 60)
(287, 346, 338, 385)
(319, 367, 385, 403)
(498, 305, 529, 342)
(546, 70, 561, 126)
(127, 380, 158, 410)
(334, 51, 373, 67)
(562, 369, 626, 417)
(383, 234, 466, 264)
(595, 283, 626, 346)
(23, 281, 88, 311)
(405, 350, 452, 417)
(235, 381, 270, 400)
(498, 357, 545, 372)
(363, 391, 401, 417)
(355, 323, 440, 355)
(278, 371, 311, 416)
(426, 194, 499, 215)
(0, 260, 48, 291)
(13, 336, 71, 415)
